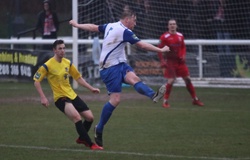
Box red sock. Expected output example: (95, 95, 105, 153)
(186, 82, 196, 99)
(164, 83, 173, 100)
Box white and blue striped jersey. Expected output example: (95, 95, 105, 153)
(98, 21, 140, 69)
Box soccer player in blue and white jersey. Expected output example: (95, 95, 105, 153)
(69, 8, 169, 147)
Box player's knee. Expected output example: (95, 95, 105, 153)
(168, 78, 175, 84)
(85, 116, 94, 122)
(110, 97, 120, 106)
(110, 93, 121, 106)
(112, 99, 120, 106)
(82, 111, 94, 122)
(184, 77, 191, 84)
(71, 114, 82, 123)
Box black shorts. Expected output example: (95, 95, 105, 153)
(55, 96, 89, 113)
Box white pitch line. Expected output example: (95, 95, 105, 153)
(0, 144, 250, 160)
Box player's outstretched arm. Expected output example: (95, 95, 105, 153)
(69, 20, 99, 32)
(135, 41, 170, 53)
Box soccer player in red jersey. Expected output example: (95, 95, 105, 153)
(157, 19, 204, 108)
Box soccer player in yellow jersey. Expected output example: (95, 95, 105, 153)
(33, 39, 103, 150)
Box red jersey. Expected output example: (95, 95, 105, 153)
(158, 31, 186, 63)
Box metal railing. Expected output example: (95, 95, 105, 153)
(16, 18, 71, 39)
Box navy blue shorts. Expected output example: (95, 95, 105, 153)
(55, 96, 89, 113)
(100, 63, 133, 94)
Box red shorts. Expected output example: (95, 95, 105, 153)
(163, 61, 189, 78)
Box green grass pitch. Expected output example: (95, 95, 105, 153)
(0, 81, 249, 160)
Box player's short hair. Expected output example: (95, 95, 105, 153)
(168, 18, 177, 24)
(53, 39, 64, 49)
(43, 0, 50, 4)
(120, 8, 136, 19)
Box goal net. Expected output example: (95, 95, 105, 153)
(76, 0, 250, 88)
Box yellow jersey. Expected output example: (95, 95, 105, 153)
(33, 57, 81, 102)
